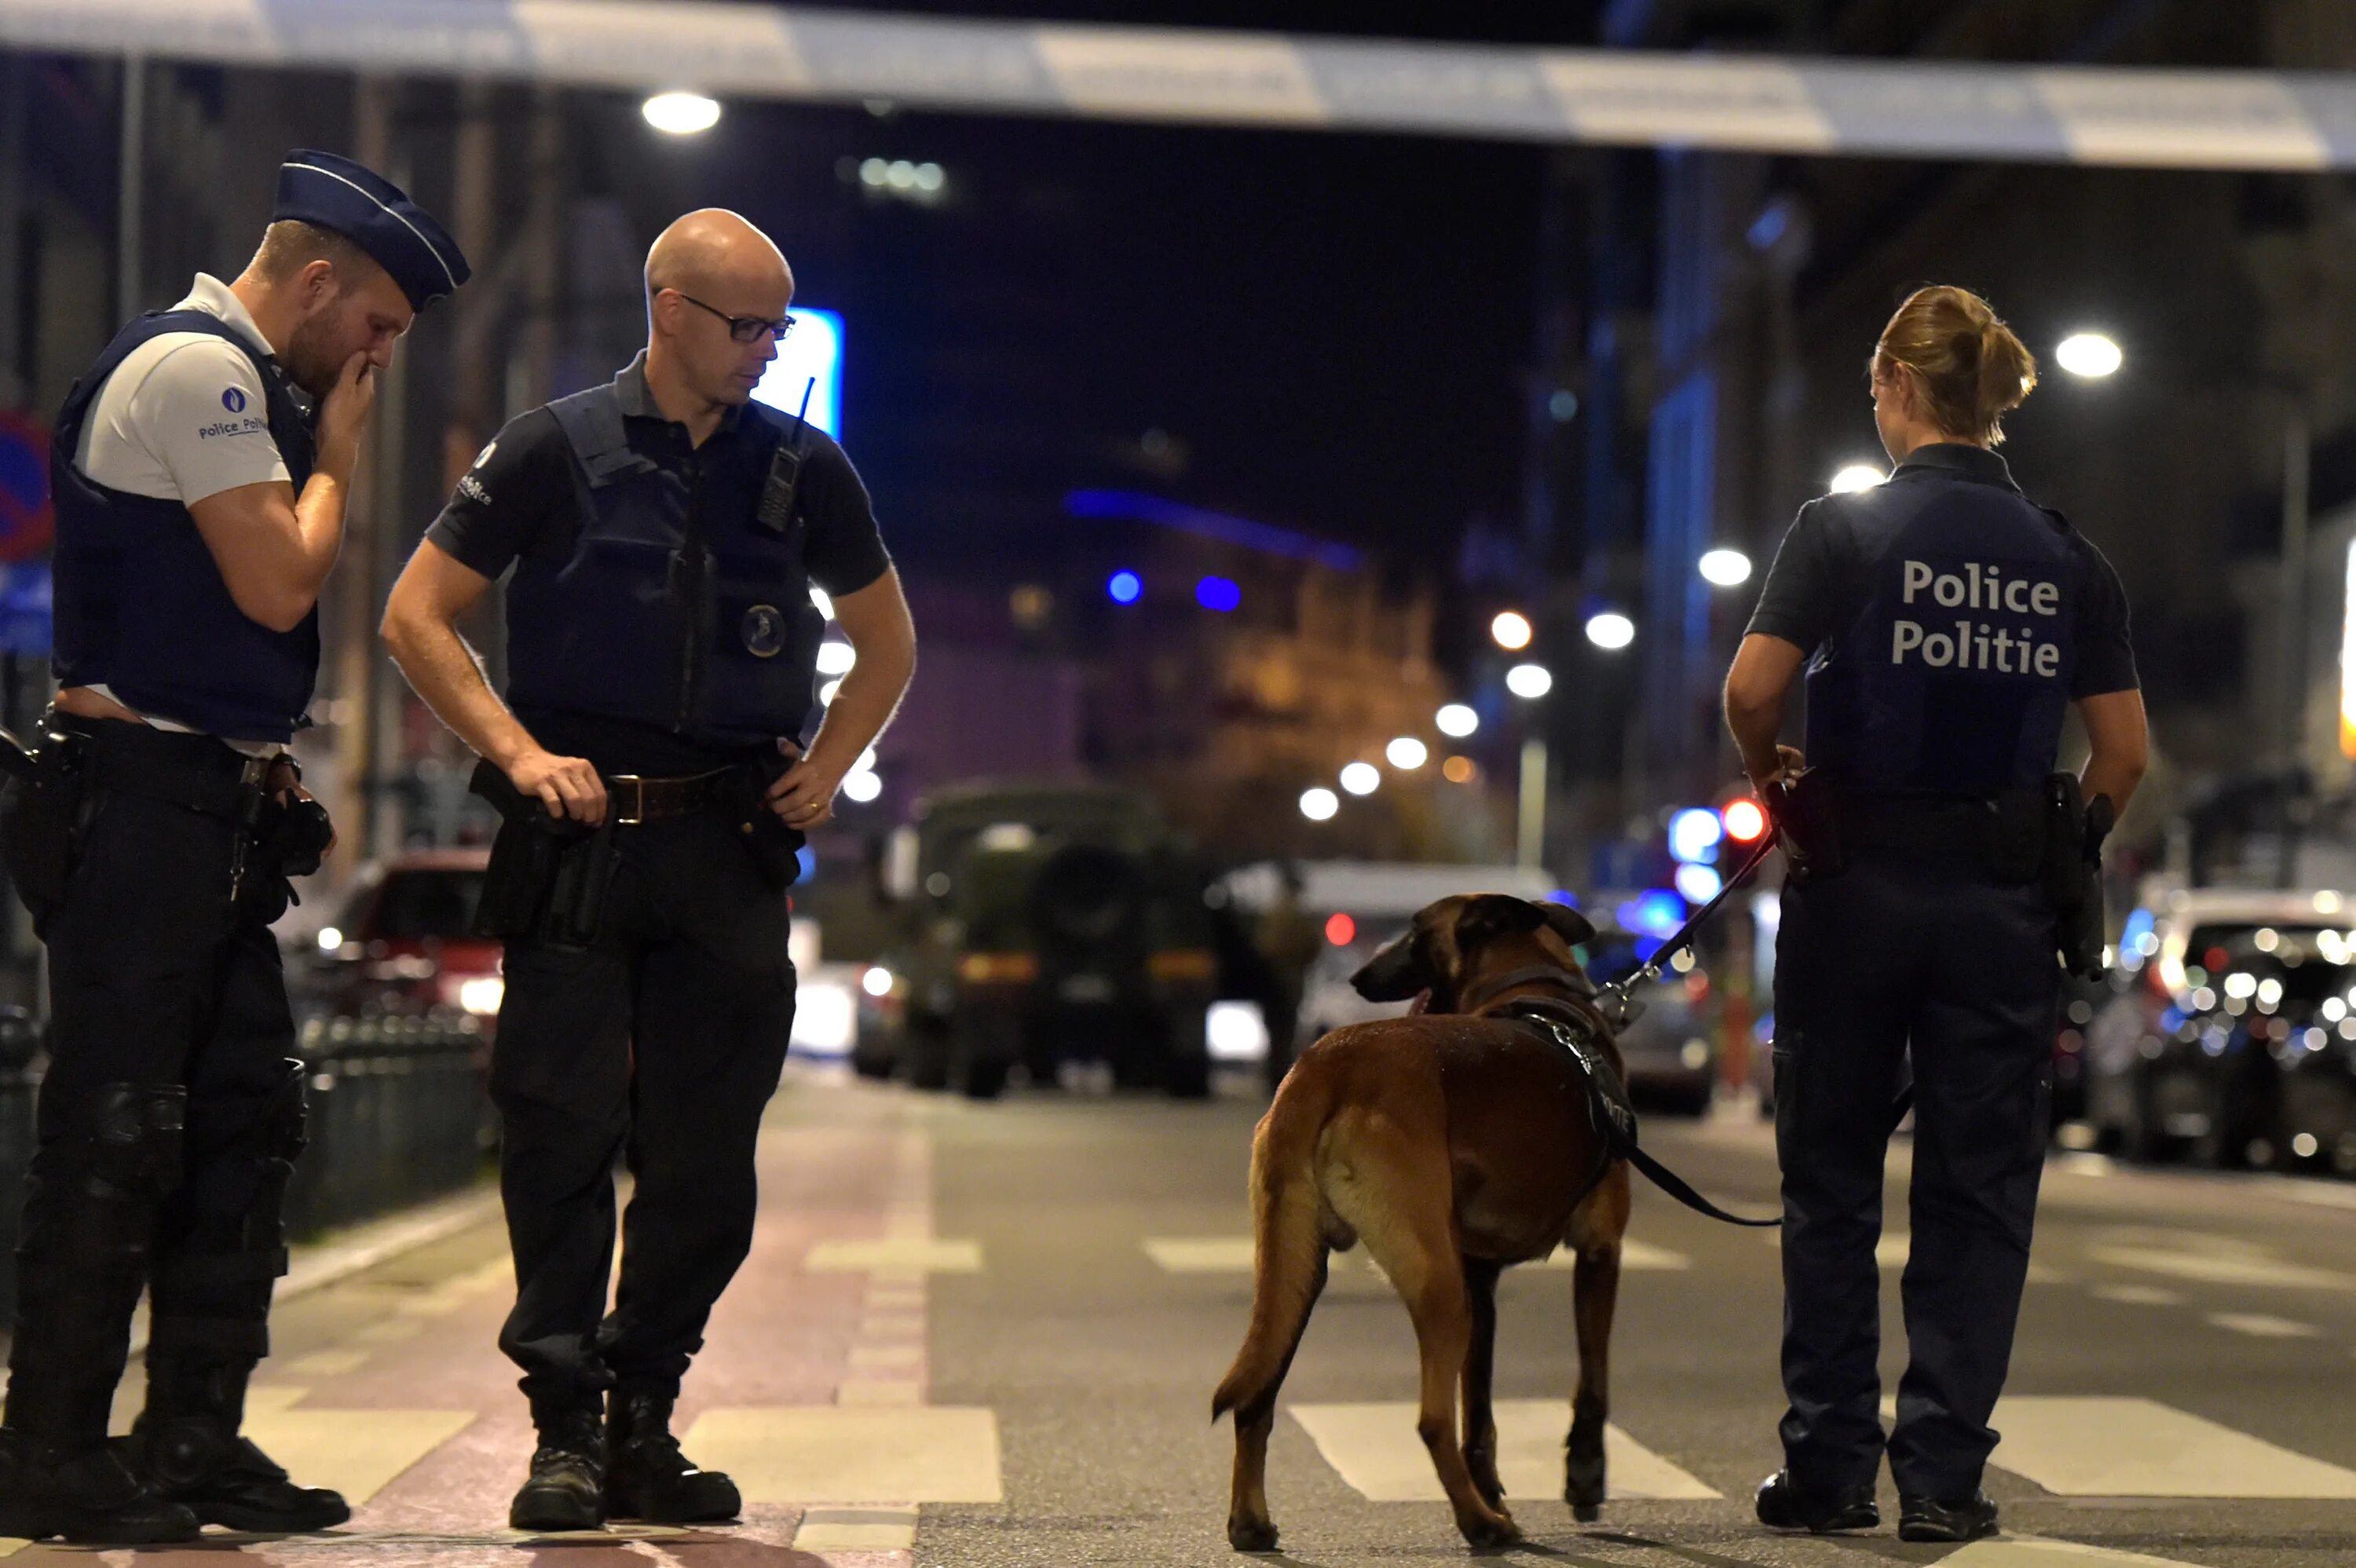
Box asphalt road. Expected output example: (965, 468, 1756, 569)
(20, 1063, 2356, 1568)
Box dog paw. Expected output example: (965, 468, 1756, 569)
(1571, 1501, 1601, 1523)
(1459, 1510, 1522, 1551)
(1227, 1517, 1280, 1553)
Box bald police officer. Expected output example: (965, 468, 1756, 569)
(0, 152, 466, 1544)
(1727, 287, 2148, 1544)
(384, 210, 916, 1531)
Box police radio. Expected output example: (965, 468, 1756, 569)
(755, 375, 816, 535)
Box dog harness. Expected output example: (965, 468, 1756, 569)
(1492, 996, 1781, 1229)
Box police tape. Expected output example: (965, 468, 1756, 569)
(4, 2, 2356, 170)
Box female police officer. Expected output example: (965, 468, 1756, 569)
(1723, 286, 2148, 1544)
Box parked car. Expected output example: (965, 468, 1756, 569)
(297, 849, 501, 1031)
(2086, 886, 2356, 1167)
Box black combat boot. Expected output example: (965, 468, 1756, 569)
(0, 1085, 201, 1544)
(128, 1354, 349, 1532)
(510, 1405, 606, 1532)
(605, 1388, 740, 1524)
(1754, 1469, 1879, 1533)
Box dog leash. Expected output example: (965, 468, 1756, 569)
(1593, 832, 1779, 1025)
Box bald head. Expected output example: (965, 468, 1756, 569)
(643, 209, 795, 411)
(645, 209, 792, 308)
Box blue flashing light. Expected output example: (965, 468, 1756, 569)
(1614, 889, 1688, 941)
(1549, 889, 1579, 907)
(1674, 862, 1724, 904)
(1196, 576, 1242, 613)
(1632, 936, 1664, 963)
(1668, 807, 1725, 864)
(1108, 570, 1143, 605)
(749, 307, 845, 437)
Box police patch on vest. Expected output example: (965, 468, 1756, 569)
(742, 604, 787, 658)
(1891, 558, 2063, 677)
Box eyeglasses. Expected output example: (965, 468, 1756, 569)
(672, 291, 796, 345)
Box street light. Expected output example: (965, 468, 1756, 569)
(1339, 762, 1381, 796)
(1436, 703, 1479, 738)
(1583, 612, 1635, 652)
(1490, 610, 1533, 651)
(1830, 463, 1886, 494)
(1299, 787, 1339, 822)
(1385, 737, 1429, 770)
(2055, 331, 2123, 379)
(1505, 663, 1553, 699)
(1699, 548, 1753, 587)
(642, 91, 722, 135)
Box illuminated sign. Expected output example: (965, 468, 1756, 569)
(751, 307, 843, 437)
(2343, 540, 2356, 758)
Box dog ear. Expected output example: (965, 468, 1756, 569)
(1452, 894, 1544, 951)
(1537, 901, 1596, 948)
(1351, 927, 1432, 1001)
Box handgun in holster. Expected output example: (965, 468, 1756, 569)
(1763, 767, 1845, 883)
(0, 723, 90, 932)
(2044, 772, 2115, 981)
(468, 758, 616, 948)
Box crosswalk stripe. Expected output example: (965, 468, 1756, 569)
(1944, 1537, 2215, 1566)
(792, 1505, 919, 1551)
(1980, 1396, 2356, 1497)
(2088, 1241, 2356, 1291)
(2091, 1284, 2184, 1307)
(683, 1407, 1001, 1504)
(1143, 1236, 1692, 1274)
(805, 1238, 982, 1274)
(238, 1404, 479, 1507)
(2207, 1311, 2321, 1338)
(1287, 1401, 1720, 1504)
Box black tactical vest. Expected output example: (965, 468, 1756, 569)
(505, 380, 825, 751)
(50, 310, 319, 741)
(1804, 462, 2077, 797)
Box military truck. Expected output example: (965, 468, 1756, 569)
(854, 781, 1218, 1099)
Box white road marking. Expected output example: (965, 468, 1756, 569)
(277, 1347, 373, 1377)
(682, 1407, 1001, 1504)
(1940, 1537, 2214, 1566)
(1287, 1401, 1720, 1503)
(2206, 1311, 2321, 1338)
(1146, 1235, 1692, 1274)
(806, 1238, 981, 1274)
(1143, 1237, 1257, 1272)
(792, 1506, 919, 1551)
(2091, 1284, 2185, 1307)
(2088, 1241, 2356, 1292)
(239, 1405, 478, 1507)
(1975, 1396, 2356, 1497)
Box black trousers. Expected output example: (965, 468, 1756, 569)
(491, 812, 795, 1413)
(32, 732, 302, 1366)
(1771, 850, 2057, 1500)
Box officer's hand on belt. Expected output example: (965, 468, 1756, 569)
(264, 757, 335, 857)
(506, 746, 607, 826)
(764, 740, 845, 832)
(1748, 744, 1806, 795)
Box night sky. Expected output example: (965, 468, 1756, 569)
(584, 3, 1611, 570)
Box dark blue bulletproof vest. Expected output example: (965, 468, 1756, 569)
(506, 382, 825, 750)
(1804, 466, 2077, 797)
(50, 311, 319, 741)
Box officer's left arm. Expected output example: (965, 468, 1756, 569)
(1725, 634, 1807, 788)
(767, 567, 917, 830)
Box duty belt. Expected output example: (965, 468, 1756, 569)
(603, 765, 758, 825)
(63, 719, 273, 824)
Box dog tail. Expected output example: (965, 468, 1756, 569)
(1212, 1065, 1333, 1424)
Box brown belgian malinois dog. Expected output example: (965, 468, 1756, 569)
(1213, 892, 1630, 1552)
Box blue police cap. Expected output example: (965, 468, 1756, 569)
(273, 150, 470, 313)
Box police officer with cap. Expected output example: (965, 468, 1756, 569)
(0, 151, 466, 1544)
(382, 208, 915, 1531)
(1725, 286, 2147, 1544)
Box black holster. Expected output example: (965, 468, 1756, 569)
(1764, 768, 1844, 883)
(2045, 773, 2114, 981)
(734, 752, 805, 892)
(0, 724, 90, 935)
(468, 759, 616, 948)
